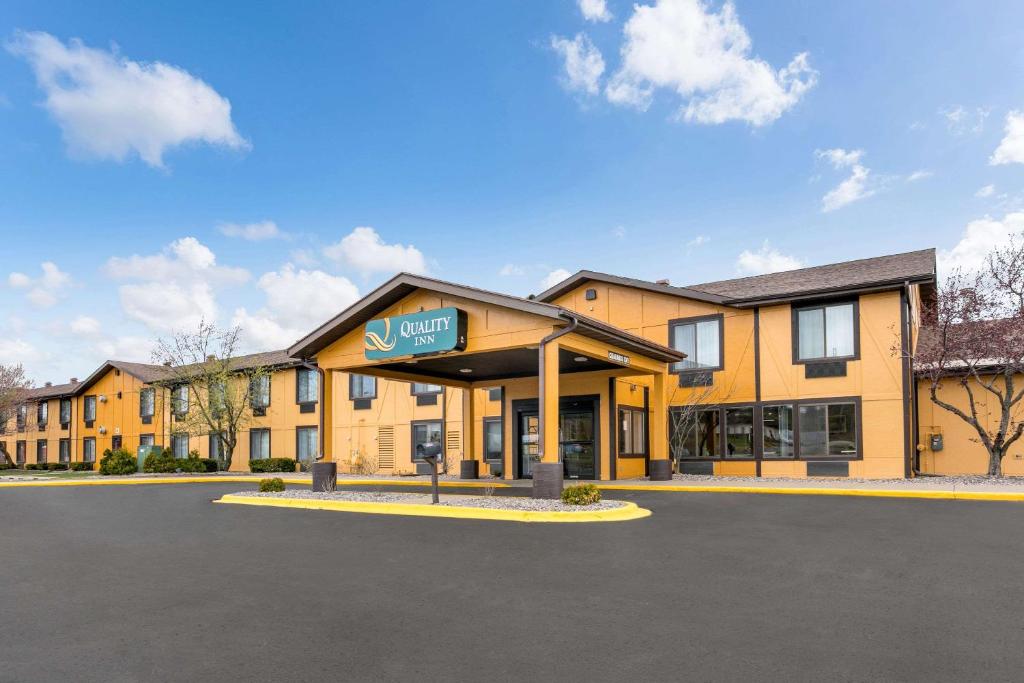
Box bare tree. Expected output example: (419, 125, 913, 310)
(667, 380, 721, 465)
(913, 238, 1024, 476)
(0, 364, 31, 465)
(152, 321, 269, 471)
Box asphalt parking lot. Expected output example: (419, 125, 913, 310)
(2, 483, 1023, 682)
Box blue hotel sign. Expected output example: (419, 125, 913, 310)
(364, 307, 468, 360)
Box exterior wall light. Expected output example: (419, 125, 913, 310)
(459, 368, 473, 374)
(574, 356, 588, 362)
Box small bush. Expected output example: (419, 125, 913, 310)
(25, 463, 44, 471)
(99, 448, 137, 476)
(561, 483, 601, 506)
(144, 449, 219, 474)
(249, 457, 296, 473)
(71, 462, 94, 471)
(46, 463, 68, 471)
(0, 462, 13, 470)
(259, 477, 285, 493)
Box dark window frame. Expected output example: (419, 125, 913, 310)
(296, 368, 318, 412)
(617, 406, 648, 458)
(16, 440, 26, 464)
(36, 439, 47, 464)
(171, 433, 189, 459)
(17, 404, 27, 432)
(295, 425, 318, 464)
(82, 437, 96, 463)
(83, 395, 97, 426)
(482, 416, 503, 462)
(758, 397, 863, 461)
(410, 382, 443, 396)
(349, 374, 377, 400)
(139, 387, 156, 421)
(250, 428, 271, 461)
(171, 384, 189, 420)
(410, 419, 444, 462)
(791, 299, 861, 364)
(139, 434, 155, 447)
(209, 433, 224, 462)
(58, 438, 71, 463)
(59, 398, 71, 429)
(250, 374, 271, 416)
(668, 313, 725, 378)
(37, 401, 48, 429)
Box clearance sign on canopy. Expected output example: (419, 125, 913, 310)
(364, 307, 468, 360)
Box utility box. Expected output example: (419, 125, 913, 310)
(929, 434, 943, 452)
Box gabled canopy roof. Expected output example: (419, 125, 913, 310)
(288, 272, 683, 364)
(537, 248, 937, 308)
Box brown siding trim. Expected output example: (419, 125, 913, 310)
(754, 308, 762, 477)
(900, 286, 913, 478)
(608, 378, 617, 480)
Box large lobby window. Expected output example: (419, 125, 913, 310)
(795, 302, 856, 361)
(670, 407, 720, 459)
(798, 402, 858, 457)
(670, 315, 722, 372)
(762, 405, 795, 458)
(724, 407, 753, 458)
(618, 406, 647, 457)
(411, 420, 442, 460)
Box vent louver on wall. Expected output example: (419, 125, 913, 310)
(446, 430, 461, 455)
(378, 426, 395, 470)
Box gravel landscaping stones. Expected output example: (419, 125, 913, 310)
(233, 489, 627, 512)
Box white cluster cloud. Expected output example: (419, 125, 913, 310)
(941, 105, 989, 135)
(324, 226, 427, 276)
(975, 184, 996, 198)
(906, 169, 933, 182)
(540, 268, 572, 291)
(218, 221, 285, 241)
(551, 33, 605, 95)
(579, 0, 613, 23)
(7, 261, 72, 307)
(816, 148, 875, 212)
(6, 31, 248, 168)
(600, 0, 817, 126)
(939, 212, 1024, 274)
(990, 111, 1024, 166)
(105, 237, 249, 332)
(233, 264, 360, 350)
(736, 242, 803, 275)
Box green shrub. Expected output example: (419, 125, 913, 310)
(70, 462, 94, 471)
(249, 457, 296, 473)
(258, 477, 285, 493)
(46, 463, 68, 471)
(143, 449, 219, 474)
(99, 448, 137, 476)
(0, 462, 12, 470)
(561, 483, 601, 506)
(25, 463, 43, 471)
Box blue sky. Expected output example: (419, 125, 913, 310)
(2, 0, 1024, 383)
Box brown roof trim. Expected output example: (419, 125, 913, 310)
(535, 270, 728, 306)
(20, 381, 82, 401)
(287, 272, 684, 364)
(724, 277, 935, 308)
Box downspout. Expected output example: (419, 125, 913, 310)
(299, 360, 327, 462)
(537, 314, 579, 462)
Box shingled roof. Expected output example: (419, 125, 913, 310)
(20, 380, 82, 401)
(537, 248, 936, 307)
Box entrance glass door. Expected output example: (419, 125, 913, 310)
(560, 411, 595, 480)
(519, 412, 539, 478)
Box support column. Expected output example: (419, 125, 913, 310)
(649, 371, 672, 481)
(460, 387, 479, 479)
(533, 340, 563, 498)
(320, 369, 334, 461)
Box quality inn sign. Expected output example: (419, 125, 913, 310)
(364, 307, 468, 360)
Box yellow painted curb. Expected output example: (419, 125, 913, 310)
(213, 494, 651, 523)
(595, 483, 1024, 502)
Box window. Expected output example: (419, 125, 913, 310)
(296, 368, 318, 404)
(37, 402, 48, 428)
(483, 417, 503, 461)
(670, 316, 722, 372)
(618, 407, 647, 457)
(17, 405, 27, 431)
(171, 385, 189, 417)
(171, 434, 189, 459)
(724, 407, 754, 458)
(349, 374, 376, 400)
(670, 408, 720, 460)
(488, 388, 502, 402)
(83, 396, 97, 424)
(795, 302, 856, 361)
(60, 398, 71, 427)
(140, 388, 155, 420)
(83, 438, 96, 463)
(250, 375, 271, 415)
(762, 405, 795, 459)
(139, 434, 155, 447)
(59, 439, 70, 463)
(411, 420, 442, 461)
(209, 381, 227, 418)
(16, 440, 26, 464)
(250, 429, 271, 460)
(411, 382, 442, 395)
(209, 434, 224, 462)
(36, 440, 47, 464)
(296, 426, 318, 464)
(798, 402, 858, 457)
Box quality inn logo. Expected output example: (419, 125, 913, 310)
(364, 318, 396, 353)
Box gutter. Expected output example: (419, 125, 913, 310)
(299, 360, 327, 463)
(537, 314, 579, 461)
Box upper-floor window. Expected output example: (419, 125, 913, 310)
(795, 302, 857, 362)
(250, 375, 271, 414)
(83, 396, 97, 424)
(139, 388, 155, 419)
(17, 405, 27, 431)
(411, 382, 442, 395)
(37, 401, 48, 428)
(171, 385, 189, 417)
(669, 315, 723, 372)
(296, 368, 318, 404)
(349, 374, 376, 400)
(59, 398, 71, 427)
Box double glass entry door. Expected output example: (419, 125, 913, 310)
(518, 405, 596, 480)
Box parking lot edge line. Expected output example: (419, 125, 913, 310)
(213, 494, 652, 523)
(594, 484, 1024, 502)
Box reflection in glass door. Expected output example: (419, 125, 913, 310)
(560, 410, 595, 480)
(519, 412, 539, 477)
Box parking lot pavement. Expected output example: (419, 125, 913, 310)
(2, 483, 1023, 682)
